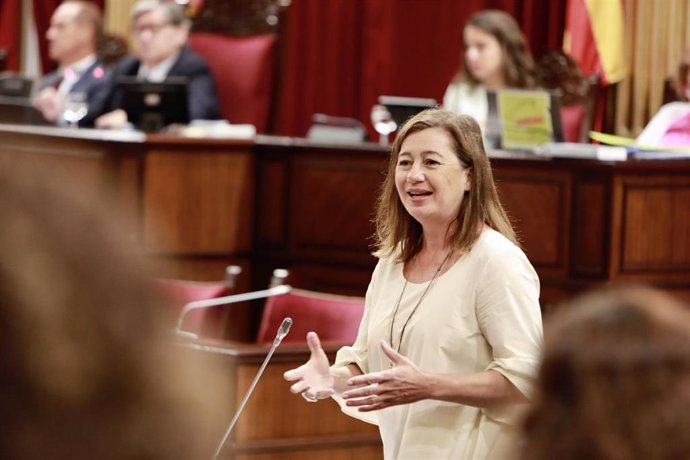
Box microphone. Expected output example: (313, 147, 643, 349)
(175, 284, 292, 340)
(211, 317, 293, 460)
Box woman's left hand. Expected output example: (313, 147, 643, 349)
(342, 340, 432, 412)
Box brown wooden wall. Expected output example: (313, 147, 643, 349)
(1, 126, 688, 316)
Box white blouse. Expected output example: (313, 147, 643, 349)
(443, 81, 489, 132)
(334, 230, 543, 460)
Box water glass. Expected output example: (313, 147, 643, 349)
(62, 92, 89, 128)
(370, 104, 397, 145)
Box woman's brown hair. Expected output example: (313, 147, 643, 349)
(373, 108, 517, 262)
(520, 284, 690, 460)
(454, 9, 537, 89)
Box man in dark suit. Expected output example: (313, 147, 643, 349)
(93, 0, 220, 128)
(33, 1, 108, 126)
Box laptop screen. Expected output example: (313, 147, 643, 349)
(378, 95, 437, 129)
(486, 89, 564, 149)
(0, 74, 33, 99)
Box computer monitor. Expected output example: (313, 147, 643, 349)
(118, 77, 189, 132)
(0, 73, 33, 98)
(486, 88, 564, 149)
(0, 96, 49, 125)
(378, 95, 437, 128)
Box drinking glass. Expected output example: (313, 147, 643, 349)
(62, 92, 89, 128)
(370, 104, 397, 145)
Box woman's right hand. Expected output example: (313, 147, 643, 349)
(283, 331, 335, 401)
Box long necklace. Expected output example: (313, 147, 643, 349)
(389, 249, 453, 353)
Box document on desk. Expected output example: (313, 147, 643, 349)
(181, 121, 256, 139)
(589, 131, 690, 159)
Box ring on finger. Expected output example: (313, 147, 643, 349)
(302, 392, 318, 403)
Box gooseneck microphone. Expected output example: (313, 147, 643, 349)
(211, 317, 293, 460)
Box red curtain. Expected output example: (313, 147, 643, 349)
(273, 0, 567, 137)
(0, 0, 22, 71)
(32, 0, 106, 73)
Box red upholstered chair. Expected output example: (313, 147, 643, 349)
(256, 288, 366, 344)
(188, 33, 277, 132)
(175, 268, 365, 345)
(155, 265, 242, 339)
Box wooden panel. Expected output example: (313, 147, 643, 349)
(236, 363, 380, 441)
(112, 153, 143, 241)
(571, 179, 609, 277)
(147, 256, 250, 283)
(184, 342, 383, 460)
(236, 445, 383, 460)
(2, 124, 689, 322)
(282, 263, 377, 297)
(143, 150, 254, 253)
(255, 156, 289, 247)
(0, 129, 140, 218)
(290, 154, 384, 261)
(494, 168, 571, 275)
(0, 139, 109, 193)
(620, 175, 690, 273)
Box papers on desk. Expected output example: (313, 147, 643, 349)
(589, 131, 690, 160)
(180, 120, 256, 139)
(533, 142, 627, 161)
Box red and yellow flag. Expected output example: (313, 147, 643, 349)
(563, 0, 626, 85)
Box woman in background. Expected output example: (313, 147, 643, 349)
(520, 284, 690, 460)
(443, 9, 537, 132)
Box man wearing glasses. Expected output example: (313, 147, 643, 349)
(93, 0, 220, 128)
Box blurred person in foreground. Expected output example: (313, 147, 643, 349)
(284, 108, 543, 459)
(0, 164, 228, 460)
(32, 1, 109, 126)
(93, 0, 220, 128)
(519, 284, 690, 460)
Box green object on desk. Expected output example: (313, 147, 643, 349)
(498, 90, 553, 148)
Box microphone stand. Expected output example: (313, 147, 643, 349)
(211, 317, 293, 460)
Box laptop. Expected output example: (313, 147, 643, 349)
(378, 95, 437, 128)
(118, 77, 189, 132)
(486, 88, 564, 150)
(0, 73, 33, 99)
(0, 73, 47, 125)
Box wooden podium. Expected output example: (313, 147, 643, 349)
(182, 340, 382, 459)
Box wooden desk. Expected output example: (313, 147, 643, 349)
(183, 340, 382, 460)
(0, 124, 688, 312)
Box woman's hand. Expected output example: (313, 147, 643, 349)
(283, 331, 335, 401)
(342, 340, 432, 412)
